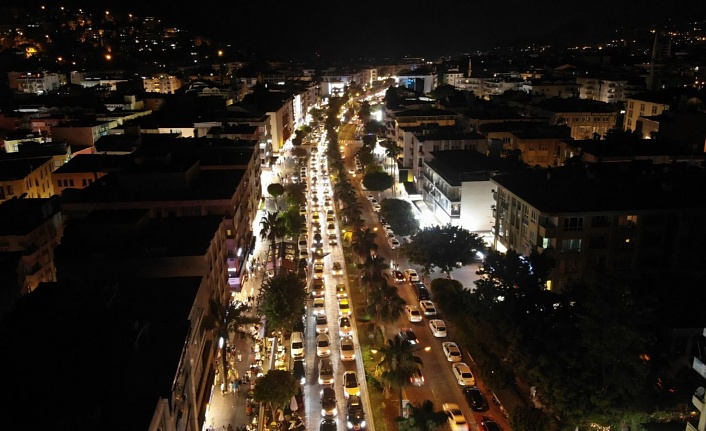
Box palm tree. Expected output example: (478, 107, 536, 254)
(350, 227, 378, 263)
(358, 254, 388, 295)
(365, 283, 406, 340)
(377, 337, 423, 417)
(384, 140, 402, 197)
(398, 400, 447, 431)
(260, 211, 284, 275)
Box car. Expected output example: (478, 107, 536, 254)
(315, 314, 329, 334)
(327, 214, 335, 222)
(409, 368, 425, 386)
(413, 283, 430, 301)
(343, 371, 360, 398)
(366, 194, 374, 201)
(311, 279, 325, 298)
(404, 305, 422, 323)
(346, 395, 366, 430)
(442, 342, 463, 362)
(318, 358, 334, 386)
(298, 235, 308, 248)
(463, 386, 489, 412)
(339, 316, 353, 336)
(404, 269, 420, 282)
(290, 332, 305, 359)
(479, 416, 503, 431)
(384, 226, 394, 235)
(429, 319, 447, 337)
(419, 300, 437, 317)
(313, 249, 325, 263)
(293, 359, 306, 384)
(385, 231, 395, 240)
(443, 403, 469, 431)
(313, 262, 325, 279)
(370, 198, 378, 205)
(312, 297, 326, 316)
(397, 328, 418, 345)
(332, 261, 343, 276)
(393, 270, 405, 283)
(372, 204, 381, 213)
(300, 249, 310, 260)
(312, 212, 320, 222)
(328, 234, 338, 246)
(317, 333, 332, 357)
(338, 299, 351, 317)
(336, 283, 348, 299)
(299, 206, 307, 216)
(321, 387, 337, 416)
(452, 362, 475, 386)
(327, 223, 336, 235)
(340, 336, 356, 361)
(320, 419, 337, 431)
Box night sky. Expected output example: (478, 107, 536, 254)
(12, 0, 706, 60)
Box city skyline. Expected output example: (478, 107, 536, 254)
(7, 0, 706, 60)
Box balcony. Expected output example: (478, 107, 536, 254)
(538, 221, 557, 238)
(692, 391, 704, 412)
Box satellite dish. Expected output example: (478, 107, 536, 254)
(696, 387, 705, 397)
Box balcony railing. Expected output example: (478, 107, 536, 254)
(538, 221, 557, 238)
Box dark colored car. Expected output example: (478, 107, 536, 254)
(413, 282, 430, 301)
(393, 270, 405, 283)
(397, 328, 418, 345)
(293, 359, 306, 384)
(320, 386, 337, 416)
(346, 395, 366, 430)
(463, 386, 489, 412)
(479, 416, 502, 431)
(320, 419, 337, 431)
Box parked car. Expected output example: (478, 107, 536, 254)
(393, 270, 405, 283)
(388, 237, 399, 249)
(413, 282, 430, 301)
(404, 305, 422, 323)
(479, 416, 503, 431)
(312, 297, 326, 315)
(404, 269, 420, 282)
(452, 362, 475, 386)
(339, 316, 353, 337)
(429, 319, 447, 337)
(442, 342, 463, 362)
(293, 359, 306, 384)
(463, 386, 489, 412)
(320, 419, 337, 431)
(336, 283, 348, 299)
(419, 300, 437, 317)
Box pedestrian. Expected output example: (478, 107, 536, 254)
(228, 424, 233, 431)
(530, 386, 537, 399)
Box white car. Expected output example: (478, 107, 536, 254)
(404, 269, 420, 282)
(443, 403, 469, 431)
(340, 336, 356, 361)
(343, 371, 360, 398)
(429, 319, 447, 337)
(452, 362, 475, 386)
(316, 333, 332, 357)
(372, 204, 381, 212)
(389, 238, 400, 249)
(312, 297, 326, 316)
(318, 358, 334, 385)
(339, 316, 353, 337)
(316, 314, 329, 334)
(419, 300, 437, 317)
(442, 342, 463, 362)
(404, 305, 422, 323)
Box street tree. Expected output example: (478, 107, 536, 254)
(363, 169, 395, 192)
(358, 254, 388, 295)
(349, 227, 378, 263)
(253, 369, 298, 416)
(377, 337, 423, 417)
(379, 199, 419, 237)
(279, 207, 305, 239)
(257, 272, 307, 336)
(267, 183, 285, 210)
(365, 283, 406, 340)
(259, 211, 286, 274)
(400, 224, 485, 277)
(358, 100, 371, 124)
(284, 183, 306, 207)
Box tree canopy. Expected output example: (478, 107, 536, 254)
(257, 271, 307, 335)
(252, 369, 297, 409)
(362, 170, 394, 192)
(400, 224, 485, 276)
(379, 199, 418, 237)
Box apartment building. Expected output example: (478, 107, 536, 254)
(624, 92, 672, 133)
(0, 156, 55, 203)
(491, 161, 706, 291)
(521, 78, 580, 99)
(420, 149, 527, 235)
(7, 71, 65, 94)
(524, 98, 618, 141)
(577, 76, 628, 104)
(143, 74, 182, 94)
(52, 153, 126, 195)
(0, 197, 63, 294)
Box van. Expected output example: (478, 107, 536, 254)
(290, 332, 304, 359)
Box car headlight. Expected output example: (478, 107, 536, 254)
(361, 421, 366, 428)
(300, 377, 306, 384)
(322, 409, 327, 416)
(347, 422, 353, 429)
